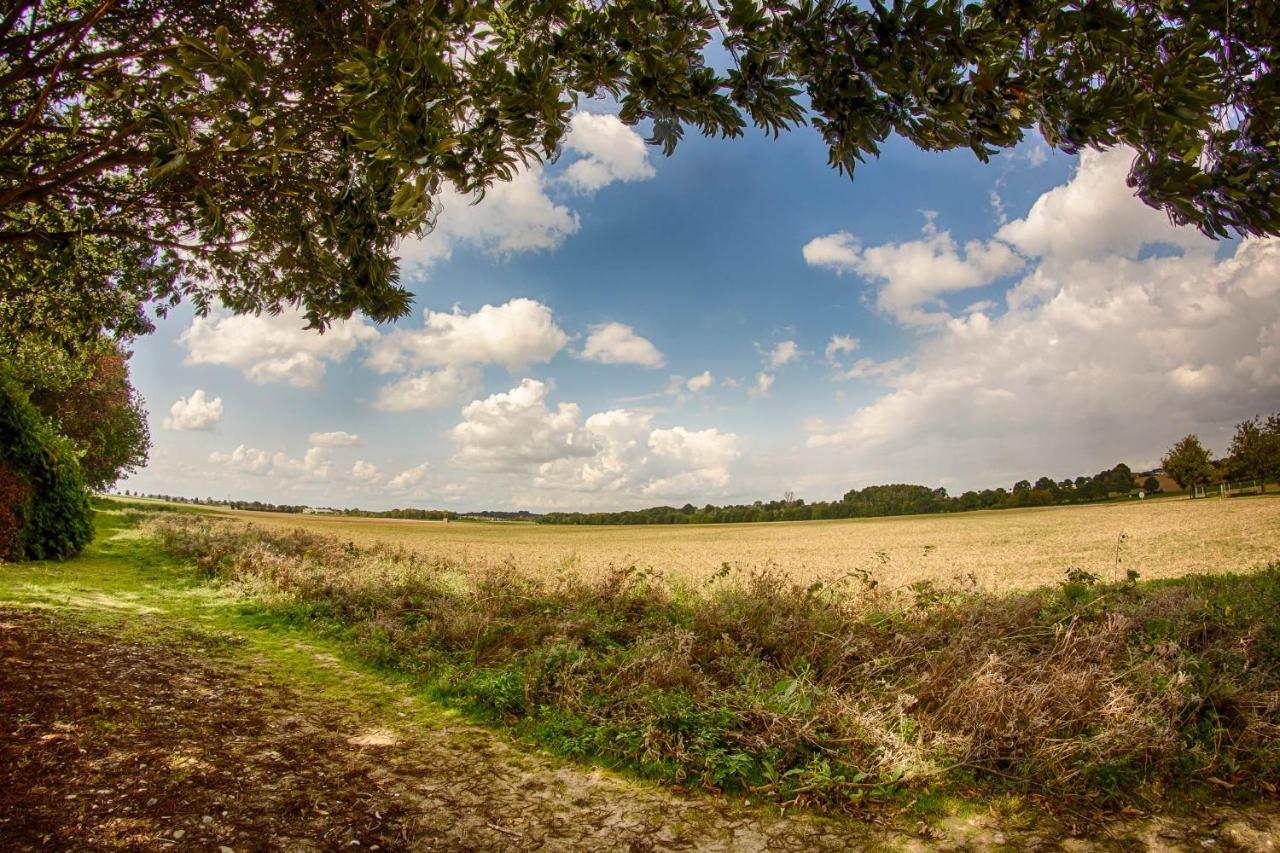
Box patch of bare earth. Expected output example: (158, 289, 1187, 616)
(2, 608, 1278, 851)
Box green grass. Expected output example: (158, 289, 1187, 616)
(6, 509, 1280, 824)
(0, 510, 476, 738)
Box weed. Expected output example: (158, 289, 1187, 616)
(145, 514, 1280, 813)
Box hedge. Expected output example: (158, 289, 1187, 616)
(0, 366, 93, 560)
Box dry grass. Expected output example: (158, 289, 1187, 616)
(146, 513, 1280, 811)
(216, 495, 1280, 590)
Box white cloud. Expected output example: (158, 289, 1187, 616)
(687, 370, 714, 392)
(179, 310, 378, 388)
(579, 322, 665, 368)
(561, 112, 656, 192)
(309, 431, 362, 447)
(209, 445, 331, 479)
(767, 340, 800, 368)
(351, 460, 381, 483)
(805, 147, 1280, 487)
(995, 148, 1207, 264)
(803, 218, 1025, 326)
(163, 390, 223, 431)
(749, 372, 774, 398)
(388, 462, 431, 491)
(367, 298, 568, 375)
(398, 112, 654, 272)
(449, 379, 591, 473)
(366, 298, 569, 410)
(448, 379, 741, 499)
(398, 165, 580, 271)
(824, 335, 860, 363)
(373, 365, 484, 412)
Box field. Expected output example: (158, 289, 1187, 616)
(212, 494, 1280, 590)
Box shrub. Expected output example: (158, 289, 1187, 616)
(148, 514, 1280, 811)
(0, 367, 93, 560)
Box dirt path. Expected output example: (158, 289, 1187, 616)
(3, 608, 1278, 852)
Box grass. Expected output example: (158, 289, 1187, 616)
(139, 510, 1280, 814)
(6, 507, 1279, 829)
(0, 511, 476, 740)
(212, 493, 1280, 592)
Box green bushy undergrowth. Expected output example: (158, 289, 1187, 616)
(0, 368, 92, 560)
(151, 515, 1280, 811)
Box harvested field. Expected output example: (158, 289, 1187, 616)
(215, 495, 1280, 590)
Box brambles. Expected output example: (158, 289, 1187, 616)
(149, 515, 1280, 811)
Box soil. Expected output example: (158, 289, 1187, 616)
(3, 608, 1278, 852)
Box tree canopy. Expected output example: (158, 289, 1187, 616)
(1226, 414, 1280, 491)
(1162, 433, 1216, 494)
(3, 0, 1278, 345)
(13, 338, 152, 490)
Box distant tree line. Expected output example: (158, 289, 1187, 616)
(116, 491, 457, 520)
(116, 412, 1280, 528)
(537, 464, 1150, 526)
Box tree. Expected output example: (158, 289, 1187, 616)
(3, 0, 1279, 345)
(0, 366, 93, 561)
(1142, 476, 1160, 493)
(1227, 415, 1280, 492)
(1162, 434, 1216, 497)
(12, 338, 151, 490)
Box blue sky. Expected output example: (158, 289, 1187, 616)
(121, 109, 1280, 511)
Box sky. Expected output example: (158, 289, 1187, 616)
(121, 105, 1280, 511)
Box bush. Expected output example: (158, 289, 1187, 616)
(0, 367, 93, 560)
(149, 515, 1280, 811)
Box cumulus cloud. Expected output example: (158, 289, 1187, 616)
(309, 431, 362, 447)
(687, 370, 715, 392)
(350, 460, 381, 483)
(367, 298, 568, 375)
(399, 164, 580, 272)
(579, 322, 665, 367)
(824, 335, 860, 363)
(209, 445, 331, 479)
(448, 379, 741, 499)
(749, 372, 774, 399)
(561, 112, 656, 192)
(366, 298, 569, 410)
(179, 310, 377, 388)
(398, 113, 654, 272)
(388, 462, 431, 491)
(373, 366, 484, 412)
(766, 340, 800, 368)
(805, 147, 1280, 486)
(803, 217, 1024, 326)
(163, 390, 223, 431)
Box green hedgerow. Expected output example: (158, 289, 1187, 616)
(0, 366, 93, 561)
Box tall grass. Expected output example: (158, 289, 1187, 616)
(150, 515, 1280, 811)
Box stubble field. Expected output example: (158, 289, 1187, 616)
(217, 494, 1280, 591)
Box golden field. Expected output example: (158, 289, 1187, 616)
(210, 494, 1280, 592)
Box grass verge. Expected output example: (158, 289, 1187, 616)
(136, 511, 1280, 815)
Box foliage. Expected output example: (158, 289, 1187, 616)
(2, 1, 1278, 344)
(151, 514, 1280, 811)
(0, 367, 93, 561)
(13, 338, 151, 490)
(1225, 414, 1280, 492)
(539, 465, 1143, 525)
(1162, 434, 1217, 494)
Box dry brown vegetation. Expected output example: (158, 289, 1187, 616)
(221, 495, 1280, 591)
(148, 512, 1280, 813)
